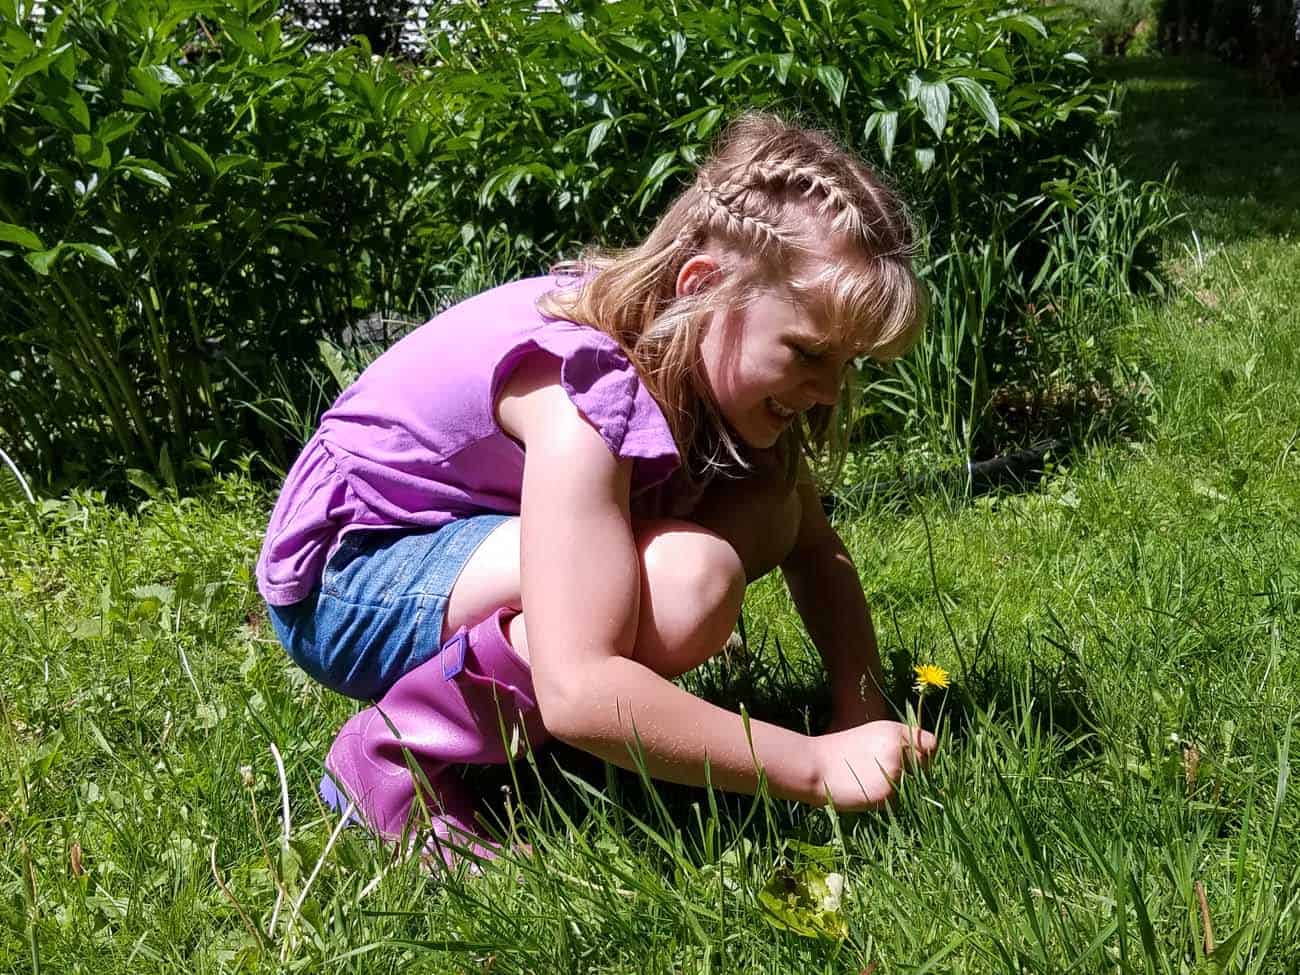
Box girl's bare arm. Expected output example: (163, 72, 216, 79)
(498, 356, 930, 810)
(781, 466, 892, 728)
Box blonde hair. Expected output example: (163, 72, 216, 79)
(538, 111, 926, 489)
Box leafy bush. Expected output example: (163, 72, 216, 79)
(406, 0, 1183, 461)
(421, 0, 1106, 265)
(1, 0, 1163, 491)
(0, 0, 454, 488)
(853, 141, 1176, 458)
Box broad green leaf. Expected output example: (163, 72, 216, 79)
(271, 221, 319, 240)
(915, 146, 935, 172)
(757, 865, 848, 940)
(405, 120, 430, 158)
(126, 66, 163, 113)
(917, 79, 951, 138)
(215, 154, 259, 176)
(3, 22, 36, 59)
(997, 13, 1048, 41)
(121, 160, 172, 190)
(67, 243, 118, 269)
(775, 52, 792, 85)
(876, 110, 898, 163)
(10, 42, 71, 88)
(97, 113, 141, 145)
(126, 468, 163, 499)
(950, 76, 999, 134)
(984, 47, 1014, 79)
(813, 64, 847, 107)
(0, 222, 43, 251)
(856, 10, 901, 38)
(695, 106, 723, 139)
(223, 24, 261, 55)
(43, 7, 69, 48)
(1063, 51, 1088, 64)
(317, 338, 357, 390)
(130, 584, 175, 605)
(73, 134, 111, 168)
(25, 245, 64, 276)
(604, 36, 653, 68)
(586, 118, 613, 158)
(715, 53, 765, 82)
(634, 150, 683, 213)
(175, 137, 215, 179)
(146, 64, 184, 87)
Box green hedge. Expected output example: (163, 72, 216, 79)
(0, 0, 458, 487)
(0, 0, 1147, 491)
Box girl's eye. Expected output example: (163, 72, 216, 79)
(794, 345, 825, 364)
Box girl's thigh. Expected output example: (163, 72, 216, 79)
(268, 514, 511, 700)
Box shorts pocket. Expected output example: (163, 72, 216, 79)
(320, 532, 370, 597)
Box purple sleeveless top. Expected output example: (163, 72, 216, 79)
(255, 276, 681, 606)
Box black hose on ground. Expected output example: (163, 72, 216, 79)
(821, 440, 1065, 516)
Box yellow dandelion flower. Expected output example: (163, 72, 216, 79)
(913, 664, 950, 694)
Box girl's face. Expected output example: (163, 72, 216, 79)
(690, 265, 854, 450)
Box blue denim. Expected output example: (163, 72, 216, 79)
(267, 514, 511, 701)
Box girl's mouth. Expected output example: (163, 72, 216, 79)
(766, 397, 797, 421)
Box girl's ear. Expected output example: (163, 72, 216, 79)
(675, 254, 721, 299)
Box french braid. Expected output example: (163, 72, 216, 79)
(692, 171, 793, 254)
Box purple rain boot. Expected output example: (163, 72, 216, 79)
(319, 607, 549, 863)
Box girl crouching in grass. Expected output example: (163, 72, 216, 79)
(256, 111, 938, 859)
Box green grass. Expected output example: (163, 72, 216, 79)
(2, 57, 1299, 973)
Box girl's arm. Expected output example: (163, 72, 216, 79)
(780, 463, 893, 730)
(500, 357, 925, 810)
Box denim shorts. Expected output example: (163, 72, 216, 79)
(267, 514, 512, 701)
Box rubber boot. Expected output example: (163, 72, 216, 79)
(320, 608, 548, 863)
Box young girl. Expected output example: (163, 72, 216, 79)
(257, 112, 938, 859)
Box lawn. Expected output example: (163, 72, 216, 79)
(2, 57, 1298, 973)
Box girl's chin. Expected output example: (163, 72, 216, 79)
(741, 411, 790, 448)
(718, 402, 791, 451)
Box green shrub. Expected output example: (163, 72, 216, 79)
(1, 0, 1163, 490)
(420, 0, 1107, 266)
(0, 0, 453, 488)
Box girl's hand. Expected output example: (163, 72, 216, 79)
(811, 721, 937, 811)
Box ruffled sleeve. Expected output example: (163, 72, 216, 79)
(490, 320, 680, 494)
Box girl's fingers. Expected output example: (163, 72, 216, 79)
(907, 726, 938, 762)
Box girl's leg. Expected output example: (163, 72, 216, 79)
(323, 513, 775, 858)
(443, 517, 747, 679)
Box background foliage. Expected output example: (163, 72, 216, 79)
(1, 0, 1171, 493)
(1065, 0, 1298, 93)
(1158, 0, 1300, 91)
(1069, 0, 1160, 56)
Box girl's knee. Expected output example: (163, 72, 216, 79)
(640, 521, 744, 615)
(635, 521, 745, 677)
